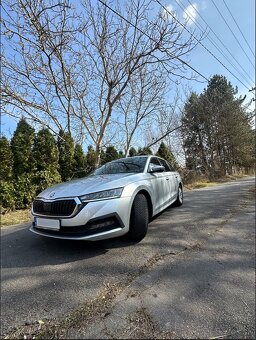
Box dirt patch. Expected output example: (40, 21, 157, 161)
(118, 308, 176, 339)
(2, 249, 183, 340)
(3, 282, 124, 339)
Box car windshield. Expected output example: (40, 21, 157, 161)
(92, 157, 147, 175)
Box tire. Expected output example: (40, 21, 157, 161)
(128, 194, 149, 242)
(173, 185, 183, 206)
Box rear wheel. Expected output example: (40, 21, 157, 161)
(173, 185, 183, 206)
(128, 194, 149, 242)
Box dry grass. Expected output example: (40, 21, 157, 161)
(225, 173, 251, 180)
(184, 181, 218, 190)
(184, 174, 252, 190)
(1, 209, 31, 227)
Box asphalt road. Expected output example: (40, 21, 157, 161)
(1, 177, 255, 338)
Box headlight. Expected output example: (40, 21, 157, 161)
(79, 187, 123, 202)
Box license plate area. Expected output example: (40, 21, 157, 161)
(35, 218, 60, 231)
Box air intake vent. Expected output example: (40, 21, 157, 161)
(33, 199, 77, 217)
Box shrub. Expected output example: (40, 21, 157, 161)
(14, 174, 37, 209)
(0, 181, 15, 212)
(33, 169, 61, 195)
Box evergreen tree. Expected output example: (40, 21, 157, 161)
(10, 118, 36, 208)
(73, 144, 87, 178)
(33, 128, 61, 192)
(202, 75, 254, 175)
(102, 145, 119, 164)
(33, 128, 59, 172)
(137, 147, 152, 155)
(11, 118, 35, 177)
(0, 137, 13, 181)
(57, 130, 75, 181)
(86, 145, 97, 172)
(181, 92, 207, 172)
(129, 147, 137, 157)
(14, 173, 37, 209)
(156, 142, 177, 168)
(0, 181, 15, 211)
(182, 75, 254, 178)
(118, 150, 124, 158)
(0, 137, 15, 210)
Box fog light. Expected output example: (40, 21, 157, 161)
(89, 219, 115, 230)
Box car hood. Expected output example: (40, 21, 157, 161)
(37, 173, 144, 199)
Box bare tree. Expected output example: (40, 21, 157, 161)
(139, 89, 183, 155)
(1, 0, 85, 137)
(1, 0, 201, 166)
(115, 67, 166, 156)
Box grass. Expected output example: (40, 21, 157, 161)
(184, 181, 218, 190)
(183, 174, 252, 190)
(1, 209, 31, 227)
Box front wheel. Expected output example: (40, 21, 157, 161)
(173, 185, 183, 206)
(128, 194, 149, 242)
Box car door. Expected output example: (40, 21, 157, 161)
(159, 159, 178, 202)
(148, 157, 168, 212)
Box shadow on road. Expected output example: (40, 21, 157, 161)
(1, 227, 140, 269)
(1, 180, 252, 269)
(1, 178, 255, 337)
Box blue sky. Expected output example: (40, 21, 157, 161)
(1, 0, 255, 137)
(161, 0, 255, 100)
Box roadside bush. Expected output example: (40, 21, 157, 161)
(14, 174, 37, 209)
(179, 168, 206, 185)
(0, 137, 13, 181)
(33, 169, 61, 195)
(0, 181, 15, 212)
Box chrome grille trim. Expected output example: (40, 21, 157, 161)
(32, 197, 81, 218)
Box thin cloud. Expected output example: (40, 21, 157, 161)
(201, 1, 207, 11)
(162, 4, 176, 20)
(183, 3, 198, 26)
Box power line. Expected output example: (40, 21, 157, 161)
(222, 0, 255, 58)
(174, 0, 254, 88)
(155, 0, 251, 91)
(97, 0, 254, 114)
(186, 0, 255, 85)
(98, 0, 208, 82)
(210, 0, 255, 69)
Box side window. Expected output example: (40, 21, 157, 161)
(159, 159, 171, 172)
(159, 159, 175, 172)
(167, 161, 175, 172)
(148, 157, 161, 172)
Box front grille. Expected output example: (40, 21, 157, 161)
(33, 199, 77, 216)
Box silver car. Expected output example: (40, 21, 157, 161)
(30, 156, 183, 242)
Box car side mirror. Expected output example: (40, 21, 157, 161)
(149, 165, 165, 173)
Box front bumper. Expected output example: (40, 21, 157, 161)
(30, 196, 132, 241)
